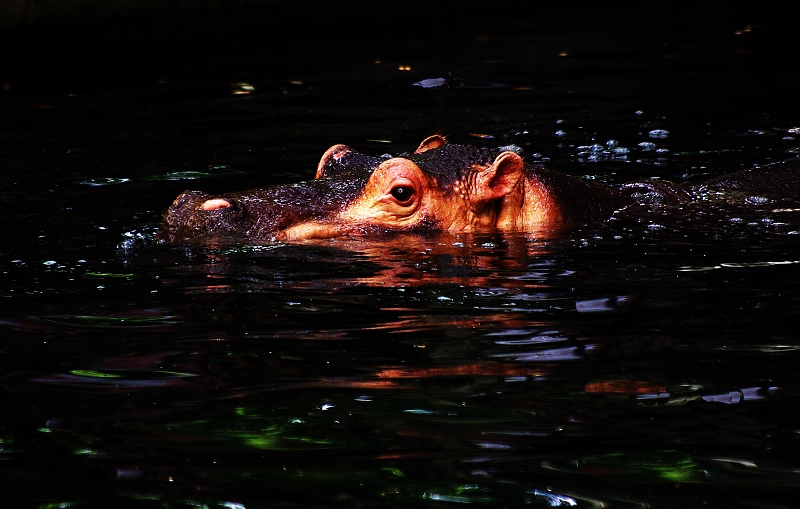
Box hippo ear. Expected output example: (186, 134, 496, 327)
(473, 151, 524, 202)
(414, 135, 447, 154)
(316, 144, 352, 179)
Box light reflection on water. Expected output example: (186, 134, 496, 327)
(3, 6, 800, 508)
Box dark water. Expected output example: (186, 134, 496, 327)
(2, 3, 800, 508)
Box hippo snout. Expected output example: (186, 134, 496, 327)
(159, 172, 369, 242)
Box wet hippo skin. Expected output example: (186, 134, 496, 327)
(160, 135, 800, 242)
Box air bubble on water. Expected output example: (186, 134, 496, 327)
(638, 142, 656, 151)
(648, 129, 669, 139)
(577, 142, 630, 162)
(77, 177, 131, 186)
(746, 196, 769, 205)
(554, 130, 566, 137)
(498, 144, 522, 153)
(160, 171, 210, 181)
(117, 239, 135, 251)
(413, 78, 448, 88)
(117, 228, 158, 253)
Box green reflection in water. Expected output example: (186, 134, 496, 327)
(577, 450, 706, 483)
(418, 484, 494, 504)
(69, 370, 122, 379)
(0, 432, 15, 457)
(69, 369, 194, 379)
(126, 406, 369, 452)
(83, 272, 134, 279)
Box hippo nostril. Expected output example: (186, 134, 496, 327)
(201, 198, 232, 211)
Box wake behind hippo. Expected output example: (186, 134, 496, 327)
(160, 135, 800, 242)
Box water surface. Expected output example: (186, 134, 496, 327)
(2, 4, 800, 508)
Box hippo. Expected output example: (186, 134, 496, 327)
(159, 135, 800, 242)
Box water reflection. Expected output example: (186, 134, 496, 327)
(3, 5, 800, 506)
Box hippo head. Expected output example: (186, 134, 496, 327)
(159, 135, 536, 242)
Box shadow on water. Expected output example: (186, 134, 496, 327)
(2, 2, 800, 508)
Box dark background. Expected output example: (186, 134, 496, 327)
(2, 3, 800, 508)
(4, 2, 798, 108)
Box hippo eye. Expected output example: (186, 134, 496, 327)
(390, 185, 415, 205)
